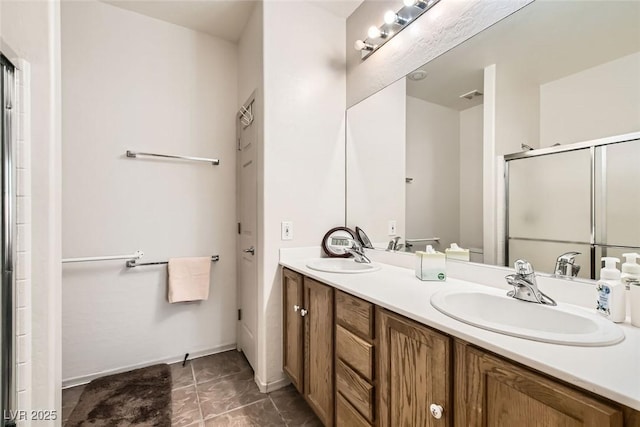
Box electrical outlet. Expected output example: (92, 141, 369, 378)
(281, 221, 293, 240)
(388, 220, 397, 236)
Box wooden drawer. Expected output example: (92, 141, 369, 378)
(336, 392, 371, 427)
(335, 290, 374, 340)
(336, 359, 374, 422)
(336, 324, 374, 381)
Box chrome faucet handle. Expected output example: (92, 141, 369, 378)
(554, 252, 581, 277)
(387, 236, 402, 251)
(514, 259, 535, 276)
(344, 239, 372, 264)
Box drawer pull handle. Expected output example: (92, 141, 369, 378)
(300, 309, 308, 317)
(430, 404, 443, 419)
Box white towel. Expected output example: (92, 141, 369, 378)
(167, 257, 211, 303)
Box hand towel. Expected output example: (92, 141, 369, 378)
(167, 257, 211, 303)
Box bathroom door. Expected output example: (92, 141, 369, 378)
(237, 96, 257, 371)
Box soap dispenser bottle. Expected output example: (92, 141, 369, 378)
(622, 253, 640, 327)
(621, 252, 640, 287)
(596, 257, 625, 323)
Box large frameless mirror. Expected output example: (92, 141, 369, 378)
(345, 1, 640, 279)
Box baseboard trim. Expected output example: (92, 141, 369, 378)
(255, 373, 290, 393)
(62, 343, 238, 389)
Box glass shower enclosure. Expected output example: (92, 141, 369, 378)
(505, 134, 640, 280)
(1, 53, 16, 427)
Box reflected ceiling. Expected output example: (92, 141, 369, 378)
(407, 1, 640, 111)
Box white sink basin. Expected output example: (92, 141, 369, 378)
(430, 287, 624, 346)
(306, 258, 381, 274)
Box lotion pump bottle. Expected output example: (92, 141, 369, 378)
(596, 257, 625, 323)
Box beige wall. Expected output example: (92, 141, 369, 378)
(540, 52, 640, 147)
(347, 78, 406, 245)
(405, 96, 459, 250)
(459, 104, 483, 251)
(61, 0, 238, 384)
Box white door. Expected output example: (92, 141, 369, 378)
(237, 97, 257, 370)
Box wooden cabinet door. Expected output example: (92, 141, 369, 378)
(378, 308, 451, 427)
(464, 346, 623, 427)
(282, 268, 304, 393)
(304, 277, 334, 426)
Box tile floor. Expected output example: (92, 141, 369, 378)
(62, 350, 322, 426)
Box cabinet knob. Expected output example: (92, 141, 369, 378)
(293, 305, 300, 312)
(429, 404, 443, 419)
(300, 309, 308, 317)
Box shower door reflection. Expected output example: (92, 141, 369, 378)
(1, 53, 16, 427)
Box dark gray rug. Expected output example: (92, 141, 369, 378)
(65, 364, 172, 427)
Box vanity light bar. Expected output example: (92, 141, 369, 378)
(354, 0, 442, 60)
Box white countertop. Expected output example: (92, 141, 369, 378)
(280, 248, 640, 411)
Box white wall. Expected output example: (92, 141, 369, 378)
(459, 104, 483, 250)
(61, 1, 238, 384)
(238, 3, 263, 107)
(495, 64, 540, 154)
(1, 0, 62, 417)
(347, 79, 406, 245)
(540, 52, 640, 147)
(261, 1, 346, 389)
(346, 0, 533, 106)
(405, 96, 459, 250)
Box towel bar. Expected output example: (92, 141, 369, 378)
(126, 150, 219, 166)
(127, 255, 220, 268)
(62, 250, 144, 264)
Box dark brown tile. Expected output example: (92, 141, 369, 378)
(172, 385, 202, 427)
(62, 384, 85, 423)
(198, 370, 265, 420)
(171, 360, 195, 389)
(269, 385, 322, 427)
(203, 399, 285, 427)
(193, 351, 251, 385)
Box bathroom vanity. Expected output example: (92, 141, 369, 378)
(280, 252, 640, 427)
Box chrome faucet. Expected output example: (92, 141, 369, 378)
(344, 239, 372, 264)
(505, 259, 557, 306)
(387, 236, 402, 251)
(554, 251, 581, 277)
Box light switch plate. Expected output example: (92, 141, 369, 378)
(388, 220, 397, 236)
(281, 221, 293, 240)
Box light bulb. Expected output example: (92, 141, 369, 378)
(354, 40, 374, 51)
(403, 0, 417, 7)
(384, 10, 397, 24)
(367, 25, 382, 39)
(384, 10, 408, 25)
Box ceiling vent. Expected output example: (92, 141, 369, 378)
(459, 90, 483, 100)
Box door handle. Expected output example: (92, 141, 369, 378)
(243, 246, 255, 255)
